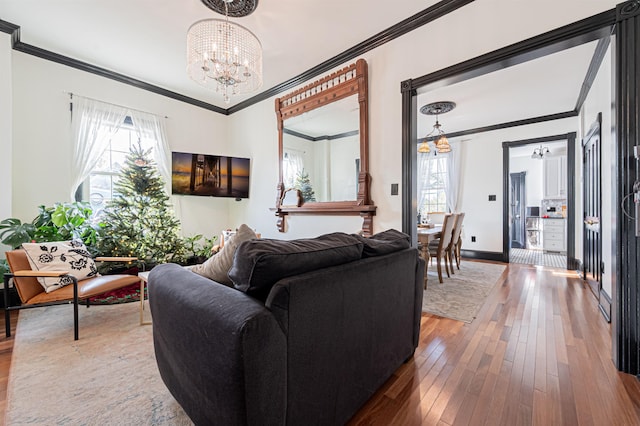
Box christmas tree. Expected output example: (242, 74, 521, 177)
(295, 169, 316, 202)
(98, 142, 185, 266)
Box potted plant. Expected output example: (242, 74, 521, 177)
(0, 202, 100, 250)
(182, 234, 218, 265)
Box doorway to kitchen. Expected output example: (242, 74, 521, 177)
(504, 136, 572, 269)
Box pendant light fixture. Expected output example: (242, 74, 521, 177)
(531, 145, 550, 159)
(418, 101, 456, 154)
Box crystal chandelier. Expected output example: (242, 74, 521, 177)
(418, 101, 455, 155)
(187, 0, 263, 104)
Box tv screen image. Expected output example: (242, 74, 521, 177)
(171, 152, 250, 198)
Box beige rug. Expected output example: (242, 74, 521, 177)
(6, 302, 193, 425)
(422, 260, 506, 323)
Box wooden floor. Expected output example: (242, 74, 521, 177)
(0, 311, 17, 426)
(348, 262, 640, 425)
(1, 264, 640, 425)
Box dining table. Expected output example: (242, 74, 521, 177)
(417, 225, 442, 286)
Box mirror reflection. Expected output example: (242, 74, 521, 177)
(282, 95, 360, 202)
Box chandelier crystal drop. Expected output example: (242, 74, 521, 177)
(187, 4, 262, 104)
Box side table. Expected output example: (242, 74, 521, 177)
(138, 271, 151, 325)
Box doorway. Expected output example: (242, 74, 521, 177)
(505, 138, 571, 269)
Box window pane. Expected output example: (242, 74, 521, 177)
(111, 151, 128, 173)
(93, 151, 111, 172)
(89, 174, 112, 199)
(110, 129, 131, 152)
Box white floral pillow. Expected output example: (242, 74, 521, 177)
(22, 240, 100, 293)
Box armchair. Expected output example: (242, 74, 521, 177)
(3, 249, 141, 340)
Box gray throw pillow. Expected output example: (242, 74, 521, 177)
(190, 224, 257, 286)
(356, 229, 410, 257)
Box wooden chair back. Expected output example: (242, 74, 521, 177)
(450, 213, 465, 248)
(5, 250, 45, 303)
(436, 213, 456, 255)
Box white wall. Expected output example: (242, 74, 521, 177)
(580, 44, 613, 297)
(455, 118, 578, 252)
(227, 0, 618, 240)
(10, 52, 234, 240)
(0, 33, 12, 254)
(328, 135, 359, 201)
(5, 1, 620, 244)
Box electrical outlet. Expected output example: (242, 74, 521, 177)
(471, 236, 476, 242)
(391, 183, 398, 195)
(488, 194, 497, 201)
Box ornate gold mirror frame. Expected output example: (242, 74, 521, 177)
(274, 58, 376, 236)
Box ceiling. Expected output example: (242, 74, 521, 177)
(416, 39, 600, 137)
(0, 1, 604, 134)
(0, 0, 438, 109)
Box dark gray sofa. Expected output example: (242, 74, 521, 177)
(149, 231, 424, 425)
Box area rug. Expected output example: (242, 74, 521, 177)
(6, 302, 193, 425)
(88, 281, 146, 304)
(422, 260, 506, 323)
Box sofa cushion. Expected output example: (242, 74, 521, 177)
(229, 232, 363, 300)
(22, 240, 99, 293)
(357, 229, 411, 257)
(190, 224, 257, 286)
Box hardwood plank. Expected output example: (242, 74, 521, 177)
(3, 263, 640, 426)
(348, 263, 640, 425)
(0, 310, 18, 426)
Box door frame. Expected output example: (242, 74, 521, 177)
(401, 10, 613, 250)
(502, 134, 575, 267)
(401, 3, 640, 374)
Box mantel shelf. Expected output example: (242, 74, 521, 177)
(273, 205, 377, 215)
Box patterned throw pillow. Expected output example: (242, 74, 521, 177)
(22, 240, 100, 293)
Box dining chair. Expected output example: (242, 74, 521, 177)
(448, 212, 465, 273)
(428, 213, 455, 284)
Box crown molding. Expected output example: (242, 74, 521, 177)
(0, 0, 474, 116)
(227, 0, 475, 114)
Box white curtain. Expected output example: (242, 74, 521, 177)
(445, 140, 463, 212)
(70, 96, 172, 199)
(417, 151, 433, 218)
(283, 150, 304, 188)
(69, 97, 127, 200)
(129, 110, 172, 190)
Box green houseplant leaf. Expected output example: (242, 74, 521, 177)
(0, 218, 36, 249)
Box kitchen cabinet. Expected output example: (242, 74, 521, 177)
(543, 155, 567, 198)
(543, 218, 566, 252)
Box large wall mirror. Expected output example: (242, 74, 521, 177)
(275, 59, 376, 235)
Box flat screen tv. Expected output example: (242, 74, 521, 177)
(171, 151, 250, 198)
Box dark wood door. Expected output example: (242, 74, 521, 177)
(583, 114, 605, 319)
(510, 172, 526, 249)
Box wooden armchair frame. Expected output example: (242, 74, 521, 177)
(3, 250, 140, 340)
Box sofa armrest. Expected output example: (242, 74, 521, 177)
(148, 263, 286, 426)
